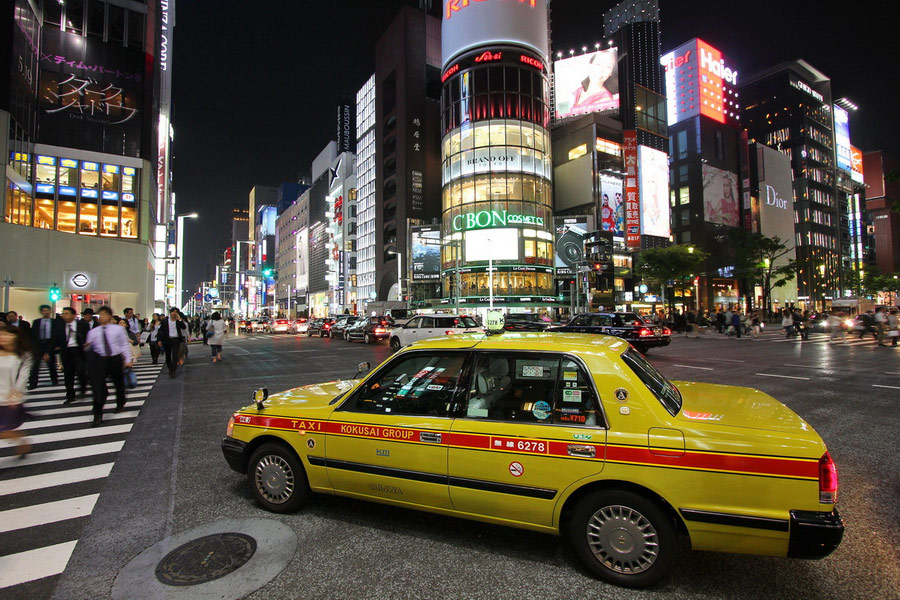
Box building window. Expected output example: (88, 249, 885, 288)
(635, 85, 668, 137)
(714, 130, 725, 161)
(568, 143, 588, 161)
(679, 187, 690, 205)
(677, 130, 688, 159)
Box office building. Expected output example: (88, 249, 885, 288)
(863, 151, 900, 274)
(274, 188, 310, 316)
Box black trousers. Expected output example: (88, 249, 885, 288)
(88, 354, 126, 417)
(149, 340, 161, 363)
(29, 344, 58, 387)
(61, 347, 88, 399)
(162, 339, 182, 374)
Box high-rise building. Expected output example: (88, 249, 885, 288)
(740, 60, 844, 307)
(275, 189, 310, 316)
(355, 75, 377, 304)
(439, 0, 556, 318)
(1, 0, 174, 317)
(863, 151, 900, 274)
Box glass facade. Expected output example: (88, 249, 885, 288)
(5, 152, 139, 239)
(441, 48, 555, 304)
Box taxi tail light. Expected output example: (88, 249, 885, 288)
(225, 415, 235, 438)
(638, 327, 654, 337)
(819, 452, 838, 503)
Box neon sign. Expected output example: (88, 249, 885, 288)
(474, 51, 502, 63)
(446, 0, 536, 20)
(519, 55, 543, 69)
(452, 209, 544, 231)
(441, 63, 460, 82)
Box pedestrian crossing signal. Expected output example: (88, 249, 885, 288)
(49, 286, 61, 302)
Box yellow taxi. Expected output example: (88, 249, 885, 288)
(221, 330, 843, 587)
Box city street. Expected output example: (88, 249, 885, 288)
(2, 330, 898, 599)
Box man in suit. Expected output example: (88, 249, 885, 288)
(5, 311, 31, 334)
(85, 306, 132, 426)
(157, 307, 187, 378)
(29, 304, 65, 389)
(60, 307, 90, 404)
(82, 308, 99, 329)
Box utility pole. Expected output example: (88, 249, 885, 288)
(2, 276, 13, 313)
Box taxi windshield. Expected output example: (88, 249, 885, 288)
(621, 348, 682, 416)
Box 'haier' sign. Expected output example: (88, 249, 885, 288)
(661, 38, 740, 126)
(442, 0, 548, 68)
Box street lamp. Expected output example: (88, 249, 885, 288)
(170, 212, 199, 311)
(387, 249, 404, 308)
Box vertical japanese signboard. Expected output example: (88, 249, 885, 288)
(623, 130, 641, 248)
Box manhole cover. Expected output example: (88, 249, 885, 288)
(155, 532, 257, 586)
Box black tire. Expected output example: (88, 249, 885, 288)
(390, 337, 401, 352)
(364, 333, 372, 344)
(319, 330, 325, 338)
(306, 330, 312, 337)
(344, 332, 350, 341)
(246, 442, 310, 513)
(568, 489, 677, 588)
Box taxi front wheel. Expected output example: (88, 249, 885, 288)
(569, 490, 677, 588)
(247, 443, 310, 513)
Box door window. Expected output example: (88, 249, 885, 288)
(420, 317, 435, 328)
(464, 353, 602, 426)
(342, 352, 468, 417)
(571, 315, 590, 326)
(405, 317, 421, 328)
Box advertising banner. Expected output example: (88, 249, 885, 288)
(702, 164, 740, 226)
(554, 217, 589, 276)
(638, 145, 670, 238)
(599, 174, 625, 237)
(834, 105, 852, 172)
(411, 226, 442, 281)
(850, 146, 864, 184)
(660, 38, 739, 126)
(464, 228, 519, 262)
(441, 0, 549, 67)
(553, 49, 619, 119)
(623, 131, 641, 248)
(755, 144, 797, 302)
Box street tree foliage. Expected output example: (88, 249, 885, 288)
(846, 267, 900, 296)
(637, 245, 709, 309)
(727, 229, 797, 314)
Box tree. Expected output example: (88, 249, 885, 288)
(636, 245, 709, 310)
(728, 230, 798, 315)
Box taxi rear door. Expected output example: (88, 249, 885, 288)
(325, 350, 469, 509)
(448, 352, 607, 528)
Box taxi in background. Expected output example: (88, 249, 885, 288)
(222, 326, 842, 588)
(552, 312, 671, 354)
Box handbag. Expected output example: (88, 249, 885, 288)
(889, 330, 899, 337)
(139, 331, 150, 344)
(123, 367, 138, 389)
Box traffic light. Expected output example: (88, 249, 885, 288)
(262, 268, 272, 277)
(49, 286, 61, 302)
(592, 262, 603, 271)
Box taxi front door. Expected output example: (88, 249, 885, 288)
(448, 352, 607, 528)
(325, 351, 468, 510)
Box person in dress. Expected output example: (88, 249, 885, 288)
(207, 312, 228, 363)
(0, 326, 33, 457)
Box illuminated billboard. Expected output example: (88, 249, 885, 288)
(850, 146, 864, 184)
(442, 0, 549, 68)
(599, 174, 625, 237)
(465, 228, 520, 262)
(638, 145, 670, 238)
(834, 105, 852, 172)
(702, 164, 740, 226)
(754, 144, 797, 302)
(411, 226, 442, 281)
(661, 38, 739, 126)
(554, 49, 619, 119)
(554, 217, 589, 275)
(623, 131, 640, 248)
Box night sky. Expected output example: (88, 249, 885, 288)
(173, 0, 900, 295)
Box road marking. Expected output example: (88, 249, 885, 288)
(26, 386, 153, 400)
(0, 540, 78, 589)
(714, 358, 745, 363)
(783, 363, 817, 369)
(872, 384, 900, 390)
(25, 391, 150, 407)
(0, 424, 133, 448)
(20, 410, 140, 431)
(0, 441, 125, 469)
(27, 400, 146, 416)
(886, 372, 900, 375)
(673, 364, 714, 370)
(0, 494, 99, 533)
(755, 373, 810, 380)
(0, 463, 114, 496)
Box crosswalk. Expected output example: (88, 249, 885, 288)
(0, 360, 164, 592)
(682, 328, 892, 347)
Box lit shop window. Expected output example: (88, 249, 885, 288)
(81, 161, 100, 199)
(100, 201, 119, 236)
(122, 167, 137, 194)
(35, 155, 57, 187)
(57, 200, 77, 233)
(34, 197, 55, 229)
(59, 158, 79, 196)
(568, 143, 588, 161)
(5, 182, 32, 226)
(596, 138, 622, 157)
(102, 164, 120, 195)
(79, 198, 99, 235)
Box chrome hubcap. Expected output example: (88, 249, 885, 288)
(254, 455, 294, 504)
(586, 505, 659, 574)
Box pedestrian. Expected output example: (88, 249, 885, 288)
(874, 307, 888, 346)
(208, 312, 227, 363)
(685, 309, 697, 338)
(888, 309, 899, 348)
(145, 314, 163, 364)
(124, 307, 142, 339)
(828, 311, 848, 345)
(82, 307, 99, 329)
(715, 309, 725, 334)
(0, 325, 33, 458)
(157, 307, 187, 378)
(201, 315, 210, 345)
(59, 307, 90, 404)
(4, 311, 31, 334)
(751, 312, 761, 339)
(731, 311, 742, 339)
(84, 306, 132, 427)
(118, 316, 141, 364)
(28, 304, 64, 389)
(781, 310, 794, 338)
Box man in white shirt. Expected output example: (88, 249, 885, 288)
(60, 307, 90, 404)
(86, 306, 133, 426)
(124, 307, 142, 336)
(874, 307, 888, 346)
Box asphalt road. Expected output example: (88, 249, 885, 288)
(5, 328, 898, 599)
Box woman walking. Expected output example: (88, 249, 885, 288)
(0, 326, 33, 458)
(145, 314, 162, 364)
(208, 312, 227, 363)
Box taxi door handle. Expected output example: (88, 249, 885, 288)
(419, 432, 442, 444)
(567, 444, 596, 458)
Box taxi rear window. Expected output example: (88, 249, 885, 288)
(621, 348, 682, 416)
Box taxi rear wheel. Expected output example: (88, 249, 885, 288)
(247, 443, 310, 513)
(569, 490, 676, 588)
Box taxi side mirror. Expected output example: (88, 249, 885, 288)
(354, 362, 371, 379)
(254, 387, 268, 410)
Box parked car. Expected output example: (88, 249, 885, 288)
(222, 331, 842, 588)
(346, 316, 391, 344)
(251, 319, 270, 333)
(503, 313, 554, 332)
(271, 319, 292, 334)
(306, 318, 335, 337)
(292, 318, 309, 334)
(389, 314, 482, 351)
(329, 316, 360, 339)
(551, 312, 671, 354)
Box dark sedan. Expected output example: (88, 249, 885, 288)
(329, 316, 360, 339)
(346, 316, 391, 344)
(503, 313, 555, 332)
(306, 318, 335, 337)
(551, 312, 671, 354)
